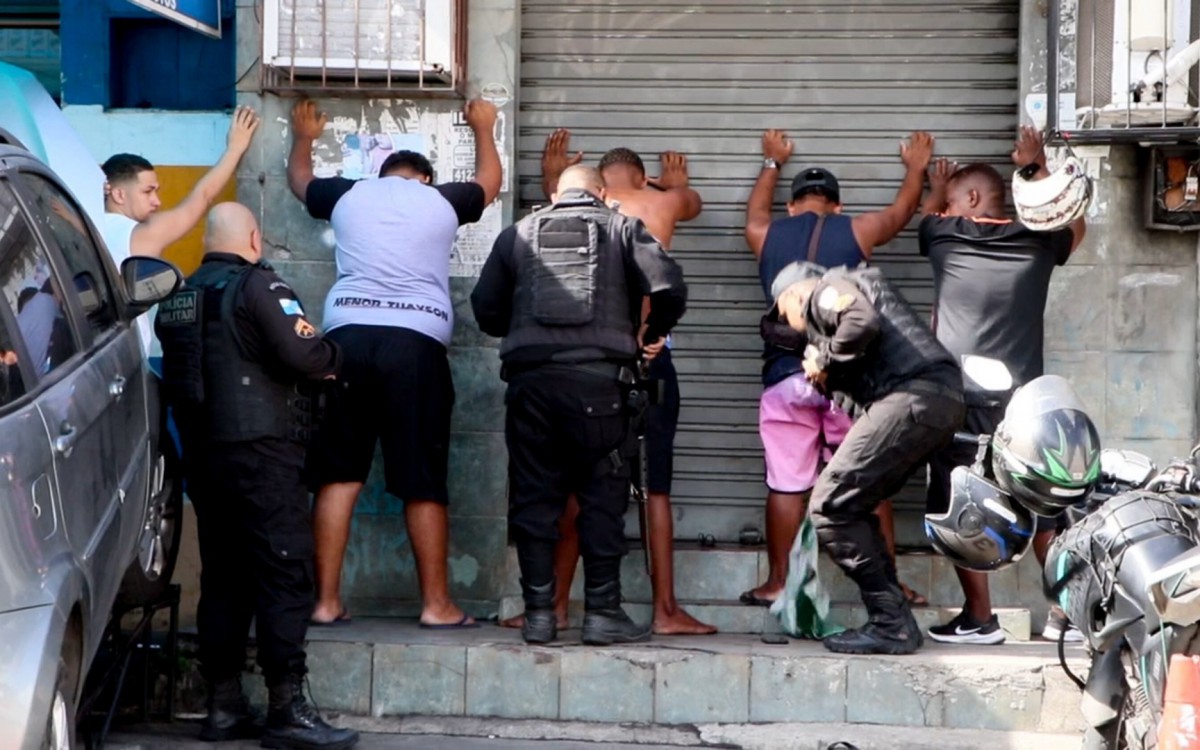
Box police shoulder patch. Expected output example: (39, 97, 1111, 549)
(817, 286, 842, 311)
(279, 298, 304, 316)
(294, 318, 317, 339)
(268, 280, 292, 292)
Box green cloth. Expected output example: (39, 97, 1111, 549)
(771, 515, 845, 639)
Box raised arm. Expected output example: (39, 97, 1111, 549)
(647, 151, 703, 222)
(1011, 125, 1088, 253)
(851, 131, 934, 256)
(744, 130, 794, 257)
(130, 107, 259, 257)
(540, 129, 583, 201)
(287, 99, 327, 203)
(464, 99, 503, 206)
(922, 159, 956, 216)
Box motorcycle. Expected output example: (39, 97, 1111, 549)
(1046, 444, 1200, 750)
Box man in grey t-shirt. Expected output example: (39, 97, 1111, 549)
(287, 98, 502, 628)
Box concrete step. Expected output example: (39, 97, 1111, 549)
(499, 544, 1050, 622)
(495, 595, 1033, 640)
(109, 716, 1084, 750)
(250, 620, 1088, 736)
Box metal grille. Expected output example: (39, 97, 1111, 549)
(519, 0, 1020, 541)
(1049, 0, 1200, 143)
(260, 0, 467, 96)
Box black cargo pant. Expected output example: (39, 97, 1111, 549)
(189, 439, 314, 685)
(810, 384, 965, 596)
(505, 364, 635, 591)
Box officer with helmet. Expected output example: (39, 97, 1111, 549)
(772, 260, 965, 655)
(156, 203, 358, 749)
(471, 165, 687, 646)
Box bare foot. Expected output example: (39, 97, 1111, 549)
(739, 585, 782, 606)
(419, 603, 475, 628)
(653, 608, 718, 635)
(311, 601, 350, 624)
(499, 612, 570, 630)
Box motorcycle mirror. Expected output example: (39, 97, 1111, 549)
(962, 355, 1014, 393)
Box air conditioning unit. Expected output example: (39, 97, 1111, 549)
(1073, 0, 1198, 129)
(262, 0, 456, 82)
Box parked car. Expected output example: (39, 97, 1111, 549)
(0, 63, 185, 750)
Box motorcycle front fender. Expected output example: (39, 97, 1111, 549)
(1080, 647, 1128, 729)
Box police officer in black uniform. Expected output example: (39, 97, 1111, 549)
(771, 261, 965, 655)
(156, 203, 357, 749)
(471, 166, 687, 646)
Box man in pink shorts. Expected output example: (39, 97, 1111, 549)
(740, 128, 934, 606)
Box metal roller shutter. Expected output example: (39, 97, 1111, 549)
(518, 0, 1020, 542)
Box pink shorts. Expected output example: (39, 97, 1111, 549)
(759, 373, 854, 493)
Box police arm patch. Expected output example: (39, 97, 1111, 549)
(294, 318, 317, 339)
(279, 298, 305, 316)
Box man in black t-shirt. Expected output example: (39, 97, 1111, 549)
(920, 127, 1087, 646)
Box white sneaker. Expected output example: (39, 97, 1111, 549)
(1043, 611, 1084, 643)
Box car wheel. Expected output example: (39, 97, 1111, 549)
(44, 659, 75, 750)
(116, 436, 183, 608)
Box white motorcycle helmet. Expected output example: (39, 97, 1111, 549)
(1012, 155, 1093, 231)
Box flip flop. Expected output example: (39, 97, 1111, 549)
(902, 585, 928, 607)
(739, 590, 777, 608)
(419, 613, 481, 630)
(310, 609, 352, 627)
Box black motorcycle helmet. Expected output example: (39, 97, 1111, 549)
(925, 466, 1035, 571)
(991, 375, 1102, 517)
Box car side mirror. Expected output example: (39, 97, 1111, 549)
(120, 256, 183, 315)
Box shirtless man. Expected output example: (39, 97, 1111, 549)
(505, 128, 712, 635)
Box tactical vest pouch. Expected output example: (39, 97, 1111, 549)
(531, 214, 598, 326)
(154, 288, 205, 405)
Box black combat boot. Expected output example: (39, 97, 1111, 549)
(200, 676, 263, 741)
(581, 581, 651, 646)
(520, 579, 557, 644)
(823, 585, 924, 655)
(262, 674, 359, 749)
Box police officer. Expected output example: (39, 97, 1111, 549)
(771, 261, 965, 655)
(156, 203, 358, 749)
(471, 166, 687, 646)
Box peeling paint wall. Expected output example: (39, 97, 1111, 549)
(233, 0, 518, 618)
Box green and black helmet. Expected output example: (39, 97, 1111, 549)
(991, 375, 1102, 517)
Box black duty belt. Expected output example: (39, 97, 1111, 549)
(502, 360, 637, 385)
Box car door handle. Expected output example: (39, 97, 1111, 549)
(109, 375, 126, 398)
(54, 422, 77, 458)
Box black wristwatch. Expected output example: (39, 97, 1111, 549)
(1017, 162, 1042, 180)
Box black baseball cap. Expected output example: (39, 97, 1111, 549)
(790, 168, 840, 202)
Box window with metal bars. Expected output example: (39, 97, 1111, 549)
(1047, 0, 1200, 144)
(260, 0, 467, 96)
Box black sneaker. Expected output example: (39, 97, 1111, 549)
(927, 611, 1005, 645)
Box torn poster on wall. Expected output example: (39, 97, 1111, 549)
(305, 101, 508, 277)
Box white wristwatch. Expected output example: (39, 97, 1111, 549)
(763, 158, 781, 171)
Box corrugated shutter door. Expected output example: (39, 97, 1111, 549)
(518, 0, 1019, 542)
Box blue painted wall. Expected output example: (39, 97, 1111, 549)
(60, 0, 234, 109)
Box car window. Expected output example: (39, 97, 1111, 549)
(0, 184, 78, 379)
(18, 172, 119, 339)
(0, 304, 28, 407)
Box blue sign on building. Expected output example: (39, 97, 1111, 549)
(125, 0, 221, 38)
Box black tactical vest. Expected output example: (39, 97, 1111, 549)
(500, 191, 639, 363)
(157, 259, 307, 444)
(815, 266, 961, 410)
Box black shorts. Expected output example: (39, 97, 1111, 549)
(306, 325, 454, 503)
(644, 348, 680, 495)
(927, 401, 1057, 533)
